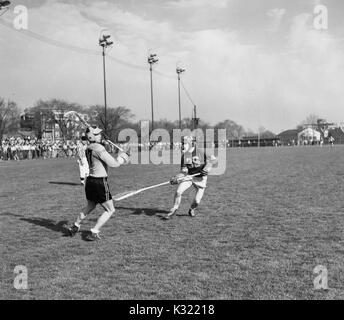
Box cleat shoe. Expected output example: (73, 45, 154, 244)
(188, 208, 197, 217)
(85, 231, 101, 241)
(165, 208, 177, 220)
(68, 224, 80, 237)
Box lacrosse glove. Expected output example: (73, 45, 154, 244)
(170, 173, 186, 185)
(118, 152, 130, 165)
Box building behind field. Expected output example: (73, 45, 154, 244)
(226, 136, 280, 147)
(278, 129, 300, 146)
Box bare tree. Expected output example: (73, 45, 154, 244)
(0, 98, 20, 140)
(258, 126, 276, 138)
(87, 105, 134, 141)
(215, 119, 245, 139)
(27, 99, 85, 140)
(301, 114, 321, 126)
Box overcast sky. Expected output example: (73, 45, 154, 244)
(1, 0, 344, 133)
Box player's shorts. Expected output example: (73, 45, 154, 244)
(180, 175, 207, 190)
(85, 176, 112, 204)
(191, 175, 207, 189)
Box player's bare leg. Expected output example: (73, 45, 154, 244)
(189, 187, 205, 217)
(166, 181, 192, 219)
(87, 200, 115, 241)
(68, 200, 96, 236)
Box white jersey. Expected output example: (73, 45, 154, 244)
(86, 143, 121, 178)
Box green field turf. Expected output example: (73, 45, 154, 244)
(1, 146, 344, 300)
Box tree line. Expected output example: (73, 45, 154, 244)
(0, 97, 277, 142)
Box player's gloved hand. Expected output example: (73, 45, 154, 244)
(170, 173, 186, 185)
(117, 152, 130, 165)
(169, 176, 179, 185)
(102, 140, 110, 146)
(180, 167, 188, 174)
(208, 155, 218, 166)
(199, 169, 208, 177)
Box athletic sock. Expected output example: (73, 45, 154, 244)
(75, 212, 86, 226)
(92, 211, 114, 233)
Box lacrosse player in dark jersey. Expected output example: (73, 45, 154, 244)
(165, 136, 217, 219)
(68, 126, 130, 241)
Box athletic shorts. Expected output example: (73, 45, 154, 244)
(181, 175, 207, 189)
(85, 176, 112, 204)
(191, 175, 207, 189)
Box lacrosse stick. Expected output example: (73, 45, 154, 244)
(112, 173, 200, 202)
(64, 111, 124, 152)
(105, 139, 125, 152)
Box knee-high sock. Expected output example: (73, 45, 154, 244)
(75, 203, 95, 227)
(75, 212, 86, 227)
(91, 210, 115, 233)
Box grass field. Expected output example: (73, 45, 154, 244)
(2, 146, 344, 300)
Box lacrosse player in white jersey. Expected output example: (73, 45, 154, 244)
(68, 126, 130, 241)
(165, 136, 217, 220)
(76, 135, 89, 185)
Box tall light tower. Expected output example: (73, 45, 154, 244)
(176, 67, 185, 129)
(99, 32, 113, 136)
(148, 53, 158, 131)
(193, 105, 200, 130)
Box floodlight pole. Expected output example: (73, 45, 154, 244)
(102, 46, 108, 135)
(193, 105, 199, 130)
(176, 67, 185, 130)
(148, 54, 158, 132)
(99, 34, 113, 136)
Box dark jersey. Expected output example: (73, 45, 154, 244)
(181, 148, 208, 175)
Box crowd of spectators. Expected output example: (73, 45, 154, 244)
(0, 136, 228, 161)
(0, 136, 80, 161)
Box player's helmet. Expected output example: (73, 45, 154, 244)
(181, 135, 196, 152)
(86, 126, 103, 143)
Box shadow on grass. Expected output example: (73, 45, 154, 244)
(0, 212, 24, 218)
(116, 206, 170, 218)
(20, 217, 70, 236)
(49, 181, 82, 186)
